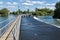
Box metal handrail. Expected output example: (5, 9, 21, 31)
(0, 18, 15, 29)
(0, 17, 16, 37)
(6, 16, 20, 40)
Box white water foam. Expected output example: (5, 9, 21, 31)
(34, 16, 60, 28)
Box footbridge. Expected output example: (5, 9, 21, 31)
(0, 14, 60, 40)
(0, 15, 21, 40)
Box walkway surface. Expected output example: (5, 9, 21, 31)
(20, 16, 60, 40)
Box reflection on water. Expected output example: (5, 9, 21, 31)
(0, 16, 8, 22)
(0, 14, 16, 28)
(37, 16, 60, 26)
(0, 14, 16, 22)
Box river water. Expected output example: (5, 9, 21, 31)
(20, 16, 60, 40)
(0, 14, 16, 29)
(36, 16, 60, 28)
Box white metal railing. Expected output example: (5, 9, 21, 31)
(0, 17, 16, 37)
(0, 15, 21, 40)
(0, 18, 15, 28)
(6, 15, 21, 40)
(12, 15, 21, 40)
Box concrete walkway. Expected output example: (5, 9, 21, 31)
(0, 16, 20, 40)
(20, 16, 60, 40)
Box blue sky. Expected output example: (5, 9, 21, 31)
(0, 0, 59, 12)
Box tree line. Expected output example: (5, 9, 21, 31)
(31, 8, 54, 16)
(0, 8, 9, 16)
(0, 8, 9, 14)
(0, 7, 54, 16)
(11, 8, 54, 16)
(0, 1, 60, 18)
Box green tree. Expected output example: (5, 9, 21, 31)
(0, 8, 10, 17)
(1, 8, 9, 14)
(18, 9, 22, 14)
(23, 11, 27, 14)
(53, 1, 60, 18)
(27, 9, 29, 13)
(33, 8, 53, 16)
(12, 11, 18, 15)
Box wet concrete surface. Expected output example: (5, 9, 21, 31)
(20, 16, 60, 40)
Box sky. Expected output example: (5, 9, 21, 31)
(0, 0, 59, 12)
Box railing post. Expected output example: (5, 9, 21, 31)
(0, 29, 1, 37)
(0, 15, 21, 40)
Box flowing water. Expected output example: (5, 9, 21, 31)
(0, 14, 16, 29)
(37, 16, 60, 28)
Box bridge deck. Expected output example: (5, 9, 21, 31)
(0, 16, 20, 40)
(20, 16, 60, 40)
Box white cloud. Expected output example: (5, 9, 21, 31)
(8, 6, 16, 8)
(22, 0, 46, 6)
(31, 1, 45, 4)
(25, 0, 45, 4)
(46, 3, 51, 5)
(0, 2, 3, 4)
(6, 2, 18, 5)
(46, 3, 55, 6)
(7, 2, 11, 5)
(26, 0, 31, 3)
(13, 2, 18, 5)
(46, 6, 55, 10)
(38, 4, 55, 10)
(52, 3, 55, 5)
(37, 2, 55, 10)
(22, 0, 55, 10)
(45, 3, 55, 10)
(22, 3, 33, 6)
